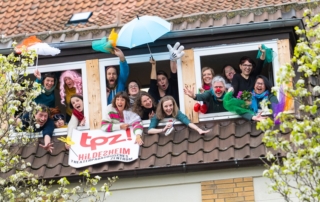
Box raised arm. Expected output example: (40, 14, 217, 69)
(150, 58, 157, 80)
(184, 85, 211, 102)
(115, 47, 129, 88)
(170, 61, 177, 74)
(34, 69, 42, 83)
(252, 46, 266, 77)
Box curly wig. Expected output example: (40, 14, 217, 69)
(59, 70, 83, 105)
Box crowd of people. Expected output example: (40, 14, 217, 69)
(17, 42, 279, 153)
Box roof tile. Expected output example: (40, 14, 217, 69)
(188, 138, 204, 154)
(140, 155, 156, 168)
(171, 152, 187, 165)
(156, 141, 173, 157)
(187, 150, 204, 164)
(219, 147, 235, 161)
(154, 154, 171, 167)
(203, 149, 219, 162)
(234, 145, 251, 159)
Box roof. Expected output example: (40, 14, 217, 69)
(3, 119, 286, 180)
(0, 0, 315, 49)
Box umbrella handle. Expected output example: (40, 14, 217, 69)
(146, 43, 153, 59)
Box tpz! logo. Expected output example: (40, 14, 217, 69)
(80, 129, 132, 150)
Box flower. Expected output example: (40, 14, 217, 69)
(237, 90, 252, 101)
(236, 91, 243, 99)
(35, 123, 40, 128)
(58, 136, 75, 145)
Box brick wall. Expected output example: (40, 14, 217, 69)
(201, 177, 255, 202)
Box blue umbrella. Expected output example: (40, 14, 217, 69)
(117, 15, 171, 55)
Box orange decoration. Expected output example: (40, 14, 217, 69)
(15, 36, 41, 54)
(108, 28, 118, 47)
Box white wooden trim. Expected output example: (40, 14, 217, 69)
(193, 39, 280, 120)
(26, 61, 90, 136)
(98, 52, 185, 115)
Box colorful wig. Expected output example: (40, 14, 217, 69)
(59, 70, 83, 105)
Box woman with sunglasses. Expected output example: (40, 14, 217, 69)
(65, 94, 85, 149)
(232, 46, 266, 97)
(53, 114, 67, 128)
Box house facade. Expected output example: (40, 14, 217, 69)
(0, 0, 316, 201)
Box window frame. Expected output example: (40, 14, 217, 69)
(98, 52, 185, 126)
(26, 61, 90, 136)
(192, 39, 281, 121)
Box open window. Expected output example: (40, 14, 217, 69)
(99, 52, 185, 127)
(192, 40, 281, 121)
(25, 61, 89, 135)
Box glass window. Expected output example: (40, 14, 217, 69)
(25, 61, 89, 135)
(193, 40, 281, 121)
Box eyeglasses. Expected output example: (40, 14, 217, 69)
(129, 85, 138, 89)
(256, 82, 264, 86)
(242, 64, 252, 68)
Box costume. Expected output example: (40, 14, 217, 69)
(21, 113, 55, 138)
(101, 104, 143, 136)
(59, 70, 82, 117)
(241, 93, 278, 120)
(148, 72, 179, 106)
(34, 78, 56, 108)
(107, 60, 129, 104)
(67, 114, 79, 137)
(148, 110, 190, 130)
(195, 90, 227, 113)
(232, 59, 264, 97)
(64, 86, 76, 116)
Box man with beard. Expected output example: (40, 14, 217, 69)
(148, 42, 185, 106)
(18, 104, 55, 153)
(184, 76, 228, 113)
(105, 47, 129, 104)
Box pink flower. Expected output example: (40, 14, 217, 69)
(236, 91, 243, 99)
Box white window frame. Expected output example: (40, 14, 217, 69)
(193, 39, 280, 122)
(26, 61, 90, 136)
(98, 52, 185, 127)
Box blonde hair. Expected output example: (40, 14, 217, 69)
(156, 96, 179, 119)
(201, 67, 215, 86)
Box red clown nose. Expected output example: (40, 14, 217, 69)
(215, 88, 222, 93)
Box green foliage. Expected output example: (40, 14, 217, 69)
(261, 6, 320, 202)
(0, 45, 117, 201)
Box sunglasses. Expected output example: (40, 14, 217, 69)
(53, 114, 65, 121)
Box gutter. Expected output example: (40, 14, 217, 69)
(46, 158, 265, 183)
(0, 18, 303, 55)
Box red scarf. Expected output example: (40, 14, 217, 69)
(203, 84, 211, 91)
(72, 109, 84, 121)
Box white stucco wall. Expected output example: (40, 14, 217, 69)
(61, 166, 299, 202)
(101, 167, 268, 202)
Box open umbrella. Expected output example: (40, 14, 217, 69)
(117, 15, 171, 55)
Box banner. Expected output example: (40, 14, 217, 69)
(68, 128, 139, 168)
